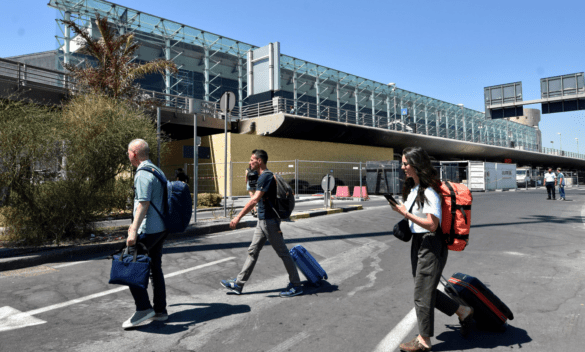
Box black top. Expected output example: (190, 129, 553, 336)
(256, 169, 277, 220)
(176, 172, 189, 183)
(247, 168, 259, 188)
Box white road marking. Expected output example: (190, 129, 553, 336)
(373, 308, 417, 352)
(51, 259, 106, 269)
(0, 257, 235, 333)
(503, 251, 526, 256)
(373, 275, 450, 352)
(266, 332, 310, 352)
(0, 306, 46, 333)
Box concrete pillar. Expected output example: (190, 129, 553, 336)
(165, 38, 171, 97)
(386, 96, 391, 130)
(355, 86, 359, 125)
(204, 46, 210, 101)
(336, 82, 340, 121)
(238, 57, 243, 119)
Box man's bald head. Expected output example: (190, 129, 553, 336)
(128, 139, 150, 160)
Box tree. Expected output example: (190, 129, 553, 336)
(61, 15, 177, 100)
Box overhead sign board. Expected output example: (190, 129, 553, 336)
(247, 42, 281, 97)
(541, 73, 585, 114)
(484, 82, 523, 119)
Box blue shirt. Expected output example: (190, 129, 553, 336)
(557, 172, 564, 186)
(134, 160, 166, 234)
(256, 169, 278, 220)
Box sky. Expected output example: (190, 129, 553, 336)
(2, 0, 585, 154)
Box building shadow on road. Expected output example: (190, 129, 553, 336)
(432, 323, 531, 351)
(162, 231, 390, 256)
(471, 214, 585, 228)
(133, 302, 251, 334)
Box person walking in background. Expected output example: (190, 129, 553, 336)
(391, 147, 473, 352)
(124, 139, 169, 329)
(557, 168, 565, 200)
(245, 166, 259, 217)
(544, 167, 556, 200)
(175, 168, 189, 184)
(222, 149, 303, 298)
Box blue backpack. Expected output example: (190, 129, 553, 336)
(137, 167, 193, 234)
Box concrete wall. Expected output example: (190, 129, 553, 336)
(164, 133, 394, 196)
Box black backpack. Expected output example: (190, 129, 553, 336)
(268, 173, 295, 219)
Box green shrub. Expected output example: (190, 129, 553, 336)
(0, 95, 164, 246)
(197, 193, 222, 207)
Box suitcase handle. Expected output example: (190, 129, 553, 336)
(440, 275, 467, 306)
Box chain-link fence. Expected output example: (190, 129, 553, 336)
(163, 160, 368, 198)
(162, 160, 583, 197)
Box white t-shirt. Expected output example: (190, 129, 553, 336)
(544, 172, 556, 183)
(403, 184, 442, 233)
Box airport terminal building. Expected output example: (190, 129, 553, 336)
(9, 0, 541, 152)
(7, 0, 585, 196)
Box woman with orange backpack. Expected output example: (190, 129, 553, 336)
(390, 147, 474, 352)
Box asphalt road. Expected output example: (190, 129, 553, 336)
(1, 187, 584, 352)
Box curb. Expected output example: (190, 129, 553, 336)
(0, 204, 363, 272)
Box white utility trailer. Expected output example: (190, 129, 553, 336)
(496, 163, 517, 190)
(468, 161, 497, 191)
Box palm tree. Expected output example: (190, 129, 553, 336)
(61, 15, 177, 101)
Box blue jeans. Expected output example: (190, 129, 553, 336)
(558, 185, 565, 199)
(129, 231, 168, 312)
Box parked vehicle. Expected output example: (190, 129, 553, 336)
(516, 167, 540, 187)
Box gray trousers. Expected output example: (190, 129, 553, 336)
(236, 218, 301, 286)
(411, 231, 460, 337)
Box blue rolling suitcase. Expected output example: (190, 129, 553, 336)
(289, 245, 328, 284)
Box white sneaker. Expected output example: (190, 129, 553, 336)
(151, 312, 169, 321)
(122, 309, 155, 329)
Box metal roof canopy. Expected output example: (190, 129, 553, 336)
(239, 113, 585, 169)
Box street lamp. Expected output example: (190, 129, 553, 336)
(558, 132, 562, 151)
(576, 138, 579, 156)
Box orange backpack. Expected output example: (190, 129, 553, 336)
(439, 181, 472, 251)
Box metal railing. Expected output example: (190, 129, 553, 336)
(0, 57, 190, 112)
(541, 147, 584, 159)
(0, 58, 71, 91)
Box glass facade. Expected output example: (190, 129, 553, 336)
(49, 0, 538, 151)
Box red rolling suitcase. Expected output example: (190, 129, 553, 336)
(443, 272, 514, 332)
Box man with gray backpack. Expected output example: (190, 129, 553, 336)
(223, 149, 303, 297)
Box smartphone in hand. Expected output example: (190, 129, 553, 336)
(383, 194, 398, 206)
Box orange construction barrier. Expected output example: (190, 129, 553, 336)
(335, 186, 350, 198)
(352, 186, 369, 199)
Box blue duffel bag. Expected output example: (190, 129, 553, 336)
(109, 243, 151, 290)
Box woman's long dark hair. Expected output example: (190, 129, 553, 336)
(401, 147, 441, 208)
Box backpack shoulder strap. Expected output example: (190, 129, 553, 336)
(136, 167, 167, 216)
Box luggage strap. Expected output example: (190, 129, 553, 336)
(448, 277, 508, 323)
(446, 182, 471, 239)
